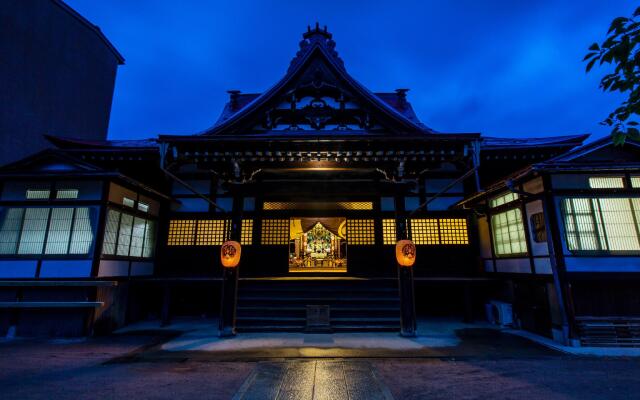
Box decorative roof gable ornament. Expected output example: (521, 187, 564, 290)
(288, 22, 345, 73)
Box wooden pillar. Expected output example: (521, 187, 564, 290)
(463, 281, 473, 323)
(161, 283, 171, 327)
(218, 195, 243, 337)
(396, 194, 417, 337)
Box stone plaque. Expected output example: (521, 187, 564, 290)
(306, 305, 331, 332)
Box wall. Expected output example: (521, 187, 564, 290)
(0, 0, 120, 165)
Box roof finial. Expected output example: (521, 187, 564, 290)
(291, 24, 343, 72)
(395, 89, 409, 106)
(227, 90, 241, 111)
(303, 22, 332, 40)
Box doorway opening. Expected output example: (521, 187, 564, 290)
(288, 217, 347, 273)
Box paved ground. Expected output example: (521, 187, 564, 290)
(0, 333, 252, 400)
(234, 360, 393, 400)
(2, 323, 640, 399)
(375, 358, 640, 400)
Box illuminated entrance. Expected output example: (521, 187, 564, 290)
(289, 218, 347, 272)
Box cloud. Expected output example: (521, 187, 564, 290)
(66, 0, 636, 140)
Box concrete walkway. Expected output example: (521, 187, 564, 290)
(117, 318, 561, 359)
(233, 360, 393, 400)
(117, 317, 640, 358)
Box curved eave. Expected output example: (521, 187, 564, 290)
(158, 132, 480, 144)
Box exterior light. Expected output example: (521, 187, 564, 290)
(395, 240, 416, 267)
(220, 241, 241, 268)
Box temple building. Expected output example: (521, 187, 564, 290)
(0, 25, 638, 346)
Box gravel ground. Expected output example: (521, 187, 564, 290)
(374, 358, 640, 400)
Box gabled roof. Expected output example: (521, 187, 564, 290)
(195, 24, 434, 137)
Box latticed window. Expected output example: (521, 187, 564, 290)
(408, 218, 469, 245)
(632, 176, 640, 188)
(347, 219, 375, 245)
(439, 219, 469, 245)
(410, 219, 440, 245)
(116, 214, 134, 256)
(26, 189, 50, 200)
(102, 209, 157, 257)
(261, 219, 289, 245)
(241, 219, 253, 245)
(55, 189, 79, 199)
(44, 208, 74, 254)
(491, 209, 527, 256)
(167, 219, 196, 246)
(382, 219, 396, 245)
(196, 219, 229, 245)
(0, 207, 96, 256)
(489, 192, 519, 208)
(166, 219, 230, 246)
(0, 208, 24, 254)
(562, 197, 640, 252)
(588, 176, 625, 189)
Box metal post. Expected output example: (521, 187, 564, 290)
(219, 196, 243, 337)
(396, 216, 417, 337)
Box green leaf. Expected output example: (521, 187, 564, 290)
(612, 131, 626, 145)
(588, 43, 600, 51)
(586, 57, 598, 72)
(634, 6, 640, 17)
(627, 127, 640, 139)
(609, 17, 629, 34)
(582, 52, 598, 61)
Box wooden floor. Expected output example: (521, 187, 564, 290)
(288, 267, 347, 273)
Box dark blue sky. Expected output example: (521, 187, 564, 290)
(67, 0, 635, 141)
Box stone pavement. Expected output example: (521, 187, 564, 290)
(233, 360, 393, 400)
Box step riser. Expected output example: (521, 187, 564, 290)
(236, 279, 400, 332)
(237, 309, 398, 318)
(238, 301, 399, 309)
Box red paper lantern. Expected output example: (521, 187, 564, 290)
(220, 241, 241, 268)
(395, 240, 416, 267)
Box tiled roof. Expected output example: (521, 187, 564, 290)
(481, 134, 589, 150)
(45, 135, 157, 149)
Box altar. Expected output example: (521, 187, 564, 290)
(289, 218, 347, 272)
